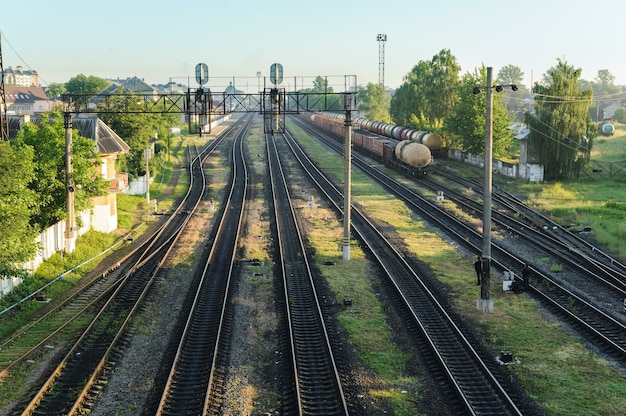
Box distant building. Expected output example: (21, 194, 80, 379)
(72, 114, 131, 232)
(9, 114, 131, 272)
(4, 66, 39, 87)
(4, 86, 51, 115)
(603, 103, 621, 119)
(8, 114, 130, 233)
(99, 76, 160, 97)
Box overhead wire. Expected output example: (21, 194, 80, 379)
(525, 113, 589, 153)
(1, 30, 50, 86)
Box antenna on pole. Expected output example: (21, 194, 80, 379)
(0, 32, 9, 141)
(376, 34, 387, 88)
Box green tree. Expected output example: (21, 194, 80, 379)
(426, 49, 461, 127)
(15, 111, 108, 229)
(390, 49, 460, 131)
(357, 83, 391, 122)
(525, 59, 596, 179)
(446, 66, 515, 157)
(45, 82, 67, 98)
(0, 140, 38, 275)
(65, 74, 110, 96)
(595, 69, 615, 86)
(497, 65, 524, 87)
(497, 64, 527, 115)
(613, 107, 626, 123)
(298, 76, 342, 111)
(98, 96, 162, 178)
(584, 69, 624, 122)
(389, 62, 428, 126)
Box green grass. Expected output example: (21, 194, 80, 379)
(591, 124, 626, 162)
(288, 121, 421, 414)
(507, 180, 626, 259)
(0, 136, 202, 344)
(308, 221, 421, 415)
(500, 124, 626, 260)
(288, 119, 626, 416)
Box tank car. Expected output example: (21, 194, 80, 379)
(409, 131, 443, 152)
(600, 122, 615, 136)
(395, 140, 431, 170)
(302, 112, 431, 175)
(321, 112, 443, 153)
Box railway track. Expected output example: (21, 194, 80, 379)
(5, 130, 225, 415)
(421, 169, 626, 360)
(153, 115, 252, 415)
(292, 115, 626, 367)
(428, 167, 626, 298)
(283, 119, 526, 415)
(267, 132, 348, 415)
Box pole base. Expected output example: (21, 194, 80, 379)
(342, 244, 350, 261)
(476, 297, 494, 313)
(64, 236, 76, 254)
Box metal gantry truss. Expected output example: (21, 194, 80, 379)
(61, 88, 355, 135)
(53, 74, 357, 253)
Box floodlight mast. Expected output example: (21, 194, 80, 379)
(376, 34, 387, 88)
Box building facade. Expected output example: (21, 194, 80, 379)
(4, 66, 39, 87)
(4, 86, 52, 115)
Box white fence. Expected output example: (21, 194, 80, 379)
(22, 209, 92, 273)
(448, 149, 544, 182)
(0, 276, 23, 297)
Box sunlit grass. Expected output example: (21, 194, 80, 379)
(590, 125, 626, 161)
(0, 230, 122, 349)
(289, 120, 626, 415)
(302, 204, 420, 415)
(510, 181, 626, 260)
(371, 185, 626, 416)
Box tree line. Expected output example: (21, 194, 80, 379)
(357, 49, 623, 180)
(1, 57, 619, 276)
(1, 75, 177, 277)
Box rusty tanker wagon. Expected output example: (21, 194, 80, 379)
(303, 112, 443, 176)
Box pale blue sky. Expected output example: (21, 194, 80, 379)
(2, 0, 625, 91)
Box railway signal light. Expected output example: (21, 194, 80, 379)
(196, 87, 204, 103)
(270, 88, 279, 103)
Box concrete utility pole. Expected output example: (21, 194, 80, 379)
(474, 67, 518, 313)
(478, 67, 494, 313)
(342, 93, 354, 260)
(145, 147, 151, 204)
(64, 113, 77, 253)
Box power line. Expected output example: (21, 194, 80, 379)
(525, 113, 587, 153)
(0, 31, 50, 86)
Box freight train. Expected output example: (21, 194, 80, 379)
(300, 112, 433, 176)
(316, 111, 444, 152)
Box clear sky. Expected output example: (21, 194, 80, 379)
(2, 0, 625, 92)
